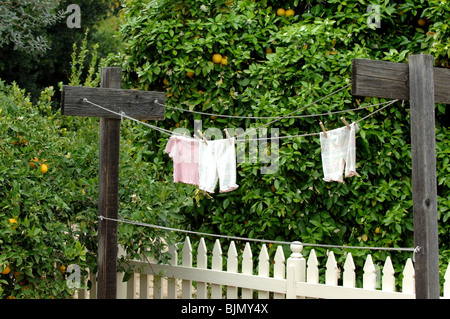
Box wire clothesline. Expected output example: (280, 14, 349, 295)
(82, 98, 398, 141)
(85, 85, 413, 255)
(98, 215, 419, 253)
(234, 84, 351, 138)
(159, 97, 391, 120)
(241, 98, 398, 141)
(82, 87, 400, 142)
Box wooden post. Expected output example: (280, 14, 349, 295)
(97, 67, 122, 299)
(61, 68, 165, 299)
(352, 55, 450, 299)
(409, 55, 439, 299)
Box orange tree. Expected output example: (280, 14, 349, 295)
(0, 82, 95, 298)
(0, 69, 185, 297)
(114, 0, 449, 287)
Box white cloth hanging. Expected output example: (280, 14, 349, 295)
(320, 123, 359, 183)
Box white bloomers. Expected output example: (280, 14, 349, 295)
(199, 138, 239, 193)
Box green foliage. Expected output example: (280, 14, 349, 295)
(0, 0, 122, 100)
(115, 0, 450, 288)
(68, 30, 104, 88)
(0, 40, 185, 297)
(0, 81, 95, 298)
(0, 0, 64, 55)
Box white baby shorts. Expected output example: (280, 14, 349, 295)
(199, 138, 239, 193)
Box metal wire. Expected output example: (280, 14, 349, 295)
(99, 215, 418, 253)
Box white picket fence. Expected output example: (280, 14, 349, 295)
(76, 237, 450, 299)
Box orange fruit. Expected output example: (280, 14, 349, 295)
(40, 163, 49, 174)
(9, 218, 17, 229)
(212, 53, 223, 64)
(285, 9, 295, 17)
(418, 18, 426, 26)
(186, 71, 194, 78)
(277, 8, 285, 16)
(30, 157, 39, 169)
(220, 56, 228, 65)
(60, 265, 66, 274)
(1, 265, 11, 275)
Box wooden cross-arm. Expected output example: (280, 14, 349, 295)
(352, 58, 450, 104)
(62, 85, 166, 120)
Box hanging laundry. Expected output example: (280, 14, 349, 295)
(164, 135, 200, 186)
(320, 122, 359, 183)
(199, 138, 239, 193)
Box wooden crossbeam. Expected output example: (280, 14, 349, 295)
(62, 85, 166, 120)
(352, 55, 449, 299)
(352, 58, 450, 104)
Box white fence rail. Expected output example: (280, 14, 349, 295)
(76, 237, 450, 299)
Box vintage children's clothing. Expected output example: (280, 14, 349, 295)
(320, 122, 358, 183)
(164, 136, 199, 186)
(198, 138, 239, 193)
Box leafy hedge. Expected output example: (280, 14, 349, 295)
(114, 0, 450, 287)
(2, 0, 447, 298)
(0, 82, 94, 298)
(0, 50, 185, 298)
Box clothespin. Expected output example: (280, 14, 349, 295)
(119, 110, 125, 124)
(319, 121, 327, 138)
(197, 130, 208, 145)
(224, 128, 233, 145)
(340, 117, 351, 130)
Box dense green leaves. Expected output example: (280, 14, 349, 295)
(115, 0, 450, 287)
(0, 74, 184, 298)
(0, 82, 94, 298)
(2, 0, 448, 297)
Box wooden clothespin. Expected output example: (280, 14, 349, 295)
(340, 117, 351, 130)
(197, 130, 208, 145)
(319, 121, 327, 138)
(224, 128, 233, 145)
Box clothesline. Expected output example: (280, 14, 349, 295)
(85, 83, 353, 141)
(82, 97, 399, 142)
(85, 88, 414, 254)
(239, 99, 398, 141)
(234, 84, 351, 138)
(98, 215, 419, 253)
(158, 95, 392, 120)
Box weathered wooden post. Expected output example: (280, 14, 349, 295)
(408, 55, 440, 299)
(352, 54, 450, 298)
(96, 67, 121, 299)
(62, 67, 166, 298)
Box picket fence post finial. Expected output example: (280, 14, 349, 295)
(290, 241, 303, 257)
(286, 241, 306, 299)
